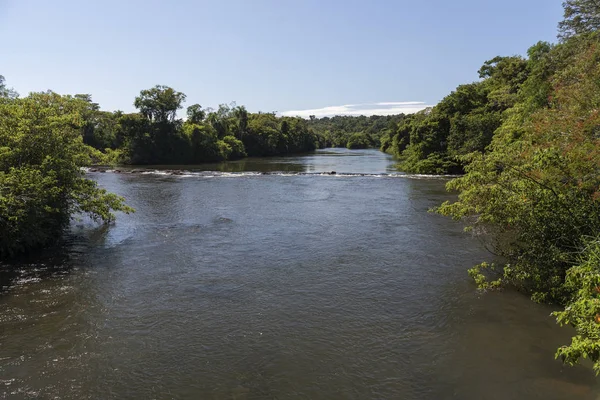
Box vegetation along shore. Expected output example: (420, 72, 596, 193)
(2, 0, 600, 376)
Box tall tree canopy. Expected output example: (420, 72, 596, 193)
(186, 104, 206, 124)
(378, 54, 529, 174)
(559, 0, 600, 39)
(134, 85, 186, 123)
(77, 87, 319, 165)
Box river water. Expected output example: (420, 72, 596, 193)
(1, 149, 598, 399)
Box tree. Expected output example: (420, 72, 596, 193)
(559, 0, 600, 39)
(346, 132, 372, 149)
(220, 135, 246, 159)
(0, 92, 132, 257)
(186, 104, 206, 123)
(134, 85, 186, 123)
(555, 239, 600, 374)
(207, 110, 229, 138)
(435, 31, 600, 372)
(0, 75, 18, 99)
(232, 105, 249, 139)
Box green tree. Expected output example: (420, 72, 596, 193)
(555, 240, 600, 374)
(134, 85, 186, 123)
(0, 91, 132, 257)
(232, 105, 249, 139)
(186, 104, 206, 124)
(435, 30, 600, 372)
(559, 0, 600, 39)
(0, 75, 18, 99)
(218, 136, 246, 160)
(183, 122, 220, 162)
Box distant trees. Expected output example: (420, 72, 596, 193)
(75, 87, 318, 165)
(306, 114, 404, 149)
(346, 133, 373, 149)
(134, 85, 186, 123)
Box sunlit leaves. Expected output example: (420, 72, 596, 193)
(555, 240, 600, 374)
(436, 29, 600, 372)
(383, 56, 530, 174)
(0, 91, 132, 257)
(134, 85, 186, 123)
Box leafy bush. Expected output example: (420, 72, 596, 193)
(0, 92, 133, 257)
(555, 239, 600, 374)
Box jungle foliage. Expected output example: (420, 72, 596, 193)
(80, 89, 319, 165)
(433, 3, 600, 373)
(306, 114, 405, 150)
(0, 85, 132, 258)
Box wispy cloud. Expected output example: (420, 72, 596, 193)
(280, 101, 432, 118)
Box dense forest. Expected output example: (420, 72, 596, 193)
(434, 0, 600, 373)
(306, 114, 405, 149)
(84, 94, 403, 160)
(379, 52, 531, 174)
(80, 88, 319, 165)
(2, 0, 600, 374)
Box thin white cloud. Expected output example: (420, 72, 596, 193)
(374, 101, 426, 106)
(280, 101, 432, 118)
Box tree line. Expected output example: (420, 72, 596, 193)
(80, 86, 319, 165)
(379, 51, 535, 174)
(0, 73, 407, 258)
(306, 114, 405, 150)
(430, 0, 600, 374)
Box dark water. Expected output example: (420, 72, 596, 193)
(1, 149, 598, 399)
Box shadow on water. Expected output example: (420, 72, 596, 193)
(110, 148, 396, 175)
(0, 223, 111, 295)
(121, 157, 308, 174)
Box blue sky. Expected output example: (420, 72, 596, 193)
(0, 0, 564, 117)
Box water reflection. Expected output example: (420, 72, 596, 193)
(0, 224, 107, 294)
(122, 156, 308, 174)
(112, 148, 398, 175)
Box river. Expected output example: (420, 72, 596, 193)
(1, 149, 598, 399)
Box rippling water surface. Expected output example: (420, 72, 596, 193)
(1, 149, 598, 399)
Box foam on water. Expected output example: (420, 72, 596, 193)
(86, 169, 456, 180)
